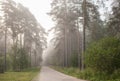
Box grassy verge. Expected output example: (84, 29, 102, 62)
(0, 68, 40, 81)
(52, 66, 81, 78)
(52, 66, 120, 81)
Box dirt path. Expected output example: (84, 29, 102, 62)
(32, 66, 87, 81)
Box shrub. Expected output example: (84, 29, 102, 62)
(85, 37, 120, 73)
(79, 68, 94, 80)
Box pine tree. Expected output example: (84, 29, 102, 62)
(107, 0, 120, 37)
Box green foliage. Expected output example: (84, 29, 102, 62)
(79, 68, 120, 81)
(85, 37, 120, 73)
(0, 54, 13, 73)
(52, 66, 81, 78)
(79, 68, 110, 81)
(53, 66, 120, 81)
(17, 48, 30, 70)
(11, 46, 30, 71)
(6, 54, 12, 71)
(70, 52, 78, 67)
(110, 69, 120, 80)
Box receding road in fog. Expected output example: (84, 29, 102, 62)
(32, 66, 87, 81)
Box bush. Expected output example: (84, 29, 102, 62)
(85, 37, 120, 73)
(53, 66, 120, 81)
(79, 68, 94, 80)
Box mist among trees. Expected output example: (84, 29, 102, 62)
(0, 0, 46, 72)
(0, 0, 120, 81)
(44, 0, 120, 80)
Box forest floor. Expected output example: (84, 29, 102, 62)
(32, 66, 87, 81)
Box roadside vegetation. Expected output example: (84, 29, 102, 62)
(0, 68, 40, 81)
(52, 37, 120, 81)
(53, 66, 120, 81)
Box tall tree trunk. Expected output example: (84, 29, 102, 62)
(20, 34, 22, 48)
(63, 39, 65, 67)
(77, 20, 81, 69)
(35, 53, 37, 67)
(30, 47, 32, 67)
(4, 26, 7, 71)
(82, 0, 87, 70)
(69, 33, 72, 67)
(64, 0, 68, 67)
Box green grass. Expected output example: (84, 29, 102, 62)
(0, 68, 40, 81)
(52, 66, 81, 78)
(52, 66, 120, 81)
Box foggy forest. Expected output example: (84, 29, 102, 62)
(0, 0, 120, 81)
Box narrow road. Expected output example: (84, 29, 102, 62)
(32, 66, 87, 81)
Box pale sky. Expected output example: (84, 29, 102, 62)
(14, 0, 54, 31)
(13, 0, 55, 46)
